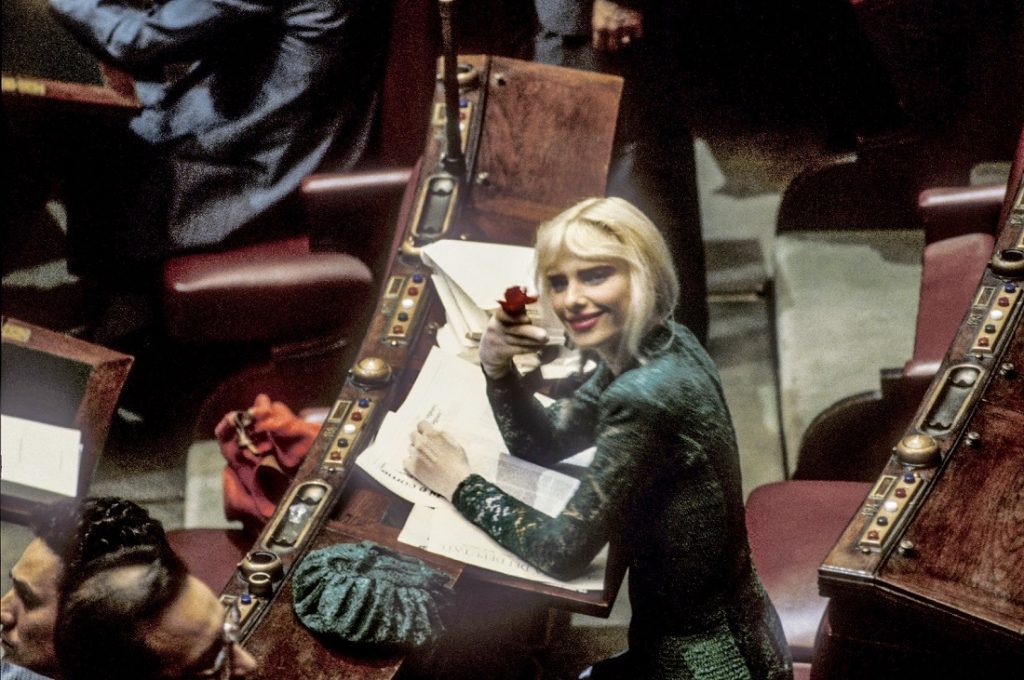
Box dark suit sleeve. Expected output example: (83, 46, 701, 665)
(49, 0, 275, 68)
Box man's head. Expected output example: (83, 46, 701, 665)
(55, 545, 257, 679)
(1, 497, 165, 675)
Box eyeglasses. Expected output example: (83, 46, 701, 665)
(192, 599, 241, 679)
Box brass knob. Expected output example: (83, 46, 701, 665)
(897, 540, 916, 557)
(990, 248, 1024, 279)
(896, 433, 939, 466)
(238, 550, 283, 585)
(353, 356, 392, 387)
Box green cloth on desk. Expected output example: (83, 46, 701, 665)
(454, 322, 792, 679)
(292, 541, 453, 649)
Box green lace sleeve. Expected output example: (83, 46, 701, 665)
(484, 364, 612, 466)
(453, 394, 672, 580)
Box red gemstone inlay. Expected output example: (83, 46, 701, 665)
(351, 412, 363, 422)
(408, 286, 419, 295)
(894, 488, 907, 498)
(978, 337, 990, 347)
(393, 325, 403, 334)
(998, 297, 1010, 306)
(329, 452, 342, 460)
(867, 531, 879, 540)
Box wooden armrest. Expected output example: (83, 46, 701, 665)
(918, 183, 1006, 244)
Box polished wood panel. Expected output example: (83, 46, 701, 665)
(467, 59, 622, 240)
(817, 149, 1024, 675)
(879, 402, 1023, 636)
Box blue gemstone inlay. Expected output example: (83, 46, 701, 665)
(358, 398, 370, 408)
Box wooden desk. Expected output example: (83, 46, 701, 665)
(1, 317, 133, 523)
(2, 0, 138, 110)
(215, 54, 624, 678)
(236, 470, 623, 679)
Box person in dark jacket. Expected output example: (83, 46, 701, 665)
(48, 0, 387, 284)
(406, 197, 791, 679)
(529, 0, 709, 343)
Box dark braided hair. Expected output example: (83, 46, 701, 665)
(29, 496, 167, 592)
(54, 544, 189, 680)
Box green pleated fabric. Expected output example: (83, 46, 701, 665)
(292, 540, 453, 649)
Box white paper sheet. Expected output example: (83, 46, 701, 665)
(420, 239, 537, 311)
(0, 414, 82, 497)
(419, 239, 564, 346)
(355, 345, 607, 591)
(399, 503, 607, 592)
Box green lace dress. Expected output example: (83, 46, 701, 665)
(452, 322, 792, 679)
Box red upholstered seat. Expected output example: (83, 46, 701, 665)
(165, 527, 250, 593)
(162, 235, 373, 345)
(746, 480, 871, 663)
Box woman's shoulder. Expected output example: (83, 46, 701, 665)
(603, 323, 723, 413)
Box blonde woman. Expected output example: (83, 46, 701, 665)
(406, 197, 791, 679)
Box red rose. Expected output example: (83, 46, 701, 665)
(498, 286, 537, 315)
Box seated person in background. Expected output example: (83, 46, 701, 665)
(1, 497, 166, 679)
(406, 198, 791, 678)
(54, 544, 257, 680)
(46, 0, 389, 306)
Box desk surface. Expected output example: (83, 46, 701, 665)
(237, 477, 622, 679)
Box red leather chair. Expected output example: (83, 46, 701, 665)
(751, 200, 1000, 661)
(746, 480, 870, 664)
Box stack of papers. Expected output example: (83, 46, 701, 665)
(420, 240, 564, 349)
(356, 345, 605, 592)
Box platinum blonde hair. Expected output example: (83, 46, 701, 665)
(534, 197, 679, 362)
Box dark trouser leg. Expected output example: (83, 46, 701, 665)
(606, 138, 708, 345)
(608, 29, 708, 344)
(63, 123, 168, 287)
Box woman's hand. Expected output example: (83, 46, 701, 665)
(479, 308, 549, 379)
(591, 0, 643, 53)
(404, 421, 473, 500)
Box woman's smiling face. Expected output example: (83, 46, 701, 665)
(545, 254, 631, 364)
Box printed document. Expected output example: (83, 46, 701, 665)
(419, 239, 563, 347)
(1, 414, 81, 497)
(356, 345, 606, 591)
